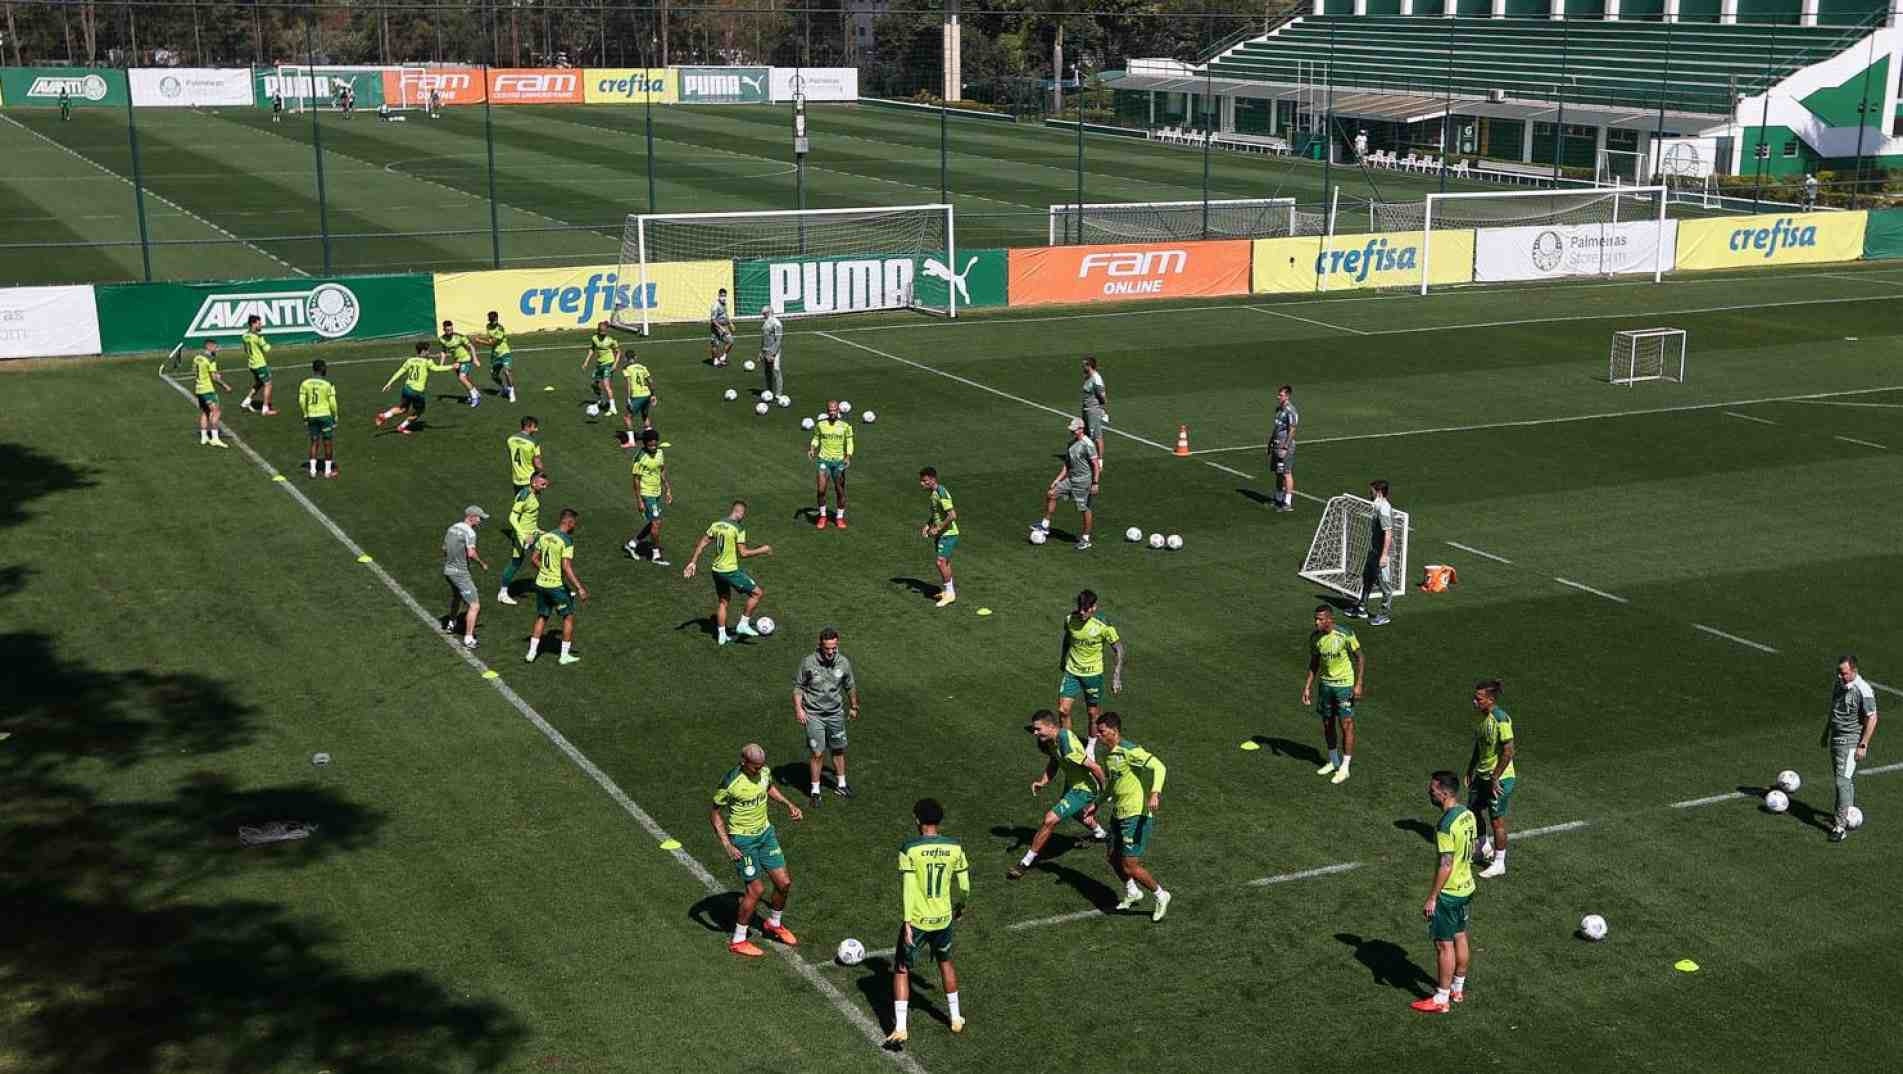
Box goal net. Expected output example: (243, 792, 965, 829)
(617, 204, 956, 334)
(1609, 327, 1686, 386)
(1299, 494, 1410, 602)
(269, 64, 389, 113)
(1047, 198, 1298, 245)
(1388, 187, 1669, 293)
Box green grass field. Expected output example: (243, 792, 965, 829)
(6, 260, 1903, 1072)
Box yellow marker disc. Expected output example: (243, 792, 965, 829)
(1240, 741, 1262, 751)
(660, 442, 672, 448)
(659, 839, 682, 851)
(1674, 959, 1700, 973)
(481, 670, 499, 680)
(543, 385, 556, 391)
(272, 475, 288, 483)
(976, 608, 993, 616)
(355, 554, 373, 564)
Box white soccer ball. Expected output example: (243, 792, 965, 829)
(838, 400, 853, 414)
(1166, 534, 1184, 551)
(1147, 533, 1165, 550)
(1775, 769, 1801, 793)
(584, 403, 600, 418)
(1580, 914, 1608, 942)
(1763, 789, 1790, 814)
(836, 938, 866, 966)
(777, 394, 791, 408)
(801, 417, 816, 431)
(861, 410, 876, 424)
(723, 389, 738, 401)
(311, 752, 331, 767)
(743, 360, 757, 372)
(754, 401, 770, 416)
(1124, 526, 1143, 543)
(755, 616, 776, 636)
(1847, 806, 1865, 830)
(759, 390, 775, 403)
(1028, 527, 1048, 545)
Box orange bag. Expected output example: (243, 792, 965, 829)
(1420, 565, 1458, 593)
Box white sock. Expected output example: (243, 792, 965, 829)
(1494, 850, 1506, 867)
(1019, 851, 1037, 868)
(810, 782, 821, 796)
(1434, 988, 1450, 1004)
(324, 460, 333, 474)
(527, 637, 541, 656)
(1089, 822, 1107, 838)
(1340, 754, 1352, 769)
(1329, 749, 1341, 766)
(308, 460, 317, 475)
(1040, 516, 1051, 528)
(1125, 878, 1141, 897)
(737, 616, 751, 630)
(718, 627, 730, 642)
(1154, 887, 1168, 899)
(1452, 975, 1466, 993)
(463, 632, 475, 645)
(199, 430, 209, 443)
(947, 992, 961, 1021)
(732, 924, 749, 944)
(944, 581, 955, 597)
(836, 778, 847, 791)
(560, 640, 572, 657)
(893, 1000, 909, 1032)
(836, 509, 845, 519)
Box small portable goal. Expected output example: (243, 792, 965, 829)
(1609, 328, 1686, 387)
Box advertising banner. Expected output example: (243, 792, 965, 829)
(94, 274, 432, 354)
(735, 250, 1007, 316)
(1009, 240, 1251, 307)
(254, 66, 385, 109)
(1864, 207, 1903, 260)
(0, 68, 127, 109)
(129, 67, 254, 108)
(487, 68, 584, 105)
(1252, 230, 1475, 293)
(432, 261, 733, 332)
(0, 286, 102, 360)
(1472, 220, 1679, 282)
(583, 68, 676, 105)
(1674, 211, 1869, 271)
(769, 68, 859, 103)
(384, 66, 485, 106)
(678, 67, 771, 104)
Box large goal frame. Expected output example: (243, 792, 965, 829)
(1046, 197, 1299, 245)
(1609, 327, 1687, 386)
(1298, 494, 1411, 603)
(1418, 185, 1670, 294)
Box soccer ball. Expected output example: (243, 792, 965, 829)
(1775, 770, 1801, 793)
(1166, 534, 1185, 551)
(1028, 527, 1048, 545)
(777, 394, 791, 408)
(584, 403, 600, 418)
(861, 410, 876, 424)
(1124, 526, 1143, 543)
(838, 400, 853, 414)
(755, 616, 776, 636)
(836, 938, 866, 966)
(723, 389, 738, 402)
(1763, 789, 1790, 813)
(754, 402, 770, 416)
(1580, 914, 1608, 942)
(801, 417, 816, 431)
(759, 390, 775, 403)
(1846, 806, 1865, 829)
(743, 360, 757, 371)
(1147, 533, 1165, 549)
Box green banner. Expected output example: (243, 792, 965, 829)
(95, 274, 431, 354)
(252, 67, 386, 109)
(0, 68, 128, 109)
(1863, 208, 1903, 260)
(677, 67, 770, 104)
(736, 250, 1007, 316)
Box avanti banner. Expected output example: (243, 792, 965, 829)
(95, 274, 432, 354)
(0, 68, 127, 109)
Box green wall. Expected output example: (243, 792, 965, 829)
(1678, 0, 1724, 21)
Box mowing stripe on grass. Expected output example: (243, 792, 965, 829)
(1005, 908, 1105, 932)
(155, 372, 929, 1074)
(1723, 410, 1778, 425)
(1553, 577, 1628, 604)
(1248, 862, 1362, 887)
(1244, 305, 1369, 335)
(1833, 435, 1888, 450)
(1445, 540, 1511, 565)
(1515, 820, 1592, 839)
(1672, 792, 1749, 809)
(1692, 624, 1779, 654)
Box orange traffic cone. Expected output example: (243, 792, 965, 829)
(1174, 425, 1191, 457)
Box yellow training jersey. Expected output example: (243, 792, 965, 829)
(533, 529, 573, 589)
(898, 835, 970, 931)
(298, 377, 337, 419)
(714, 765, 772, 838)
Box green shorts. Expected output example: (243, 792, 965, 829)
(1050, 786, 1094, 822)
(1470, 775, 1516, 819)
(593, 362, 615, 381)
(1314, 683, 1355, 721)
(714, 568, 757, 597)
(1429, 891, 1471, 942)
(535, 585, 575, 618)
(896, 921, 954, 968)
(250, 365, 272, 386)
(400, 387, 427, 413)
(1113, 814, 1154, 859)
(804, 710, 848, 753)
(491, 352, 513, 368)
(640, 495, 664, 522)
(1059, 672, 1104, 706)
(628, 395, 653, 418)
(196, 392, 218, 413)
(731, 827, 785, 884)
(817, 459, 847, 481)
(934, 533, 959, 560)
(457, 361, 477, 379)
(509, 528, 536, 560)
(306, 416, 336, 440)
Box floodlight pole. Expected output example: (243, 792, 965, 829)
(484, 65, 502, 268)
(1750, 24, 1776, 214)
(1074, 59, 1086, 242)
(122, 82, 152, 281)
(305, 13, 332, 275)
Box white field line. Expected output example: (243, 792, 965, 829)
(1723, 410, 1778, 425)
(1692, 624, 1780, 654)
(2, 114, 307, 276)
(1004, 908, 1105, 932)
(1352, 291, 1901, 336)
(1868, 680, 1903, 701)
(155, 373, 926, 1074)
(1784, 399, 1903, 410)
(1515, 820, 1591, 840)
(1821, 271, 1903, 289)
(1248, 862, 1362, 887)
(1444, 540, 1511, 565)
(1864, 761, 1903, 777)
(1244, 304, 1369, 335)
(1672, 791, 1748, 809)
(1834, 435, 1888, 450)
(1553, 577, 1629, 604)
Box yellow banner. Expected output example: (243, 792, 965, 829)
(432, 261, 731, 333)
(1674, 211, 1868, 271)
(582, 68, 676, 105)
(1253, 229, 1475, 293)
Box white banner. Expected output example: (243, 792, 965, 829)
(130, 67, 254, 108)
(769, 67, 858, 103)
(0, 286, 102, 360)
(1472, 220, 1679, 283)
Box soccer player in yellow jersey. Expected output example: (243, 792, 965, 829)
(1465, 679, 1517, 879)
(710, 742, 804, 957)
(582, 321, 620, 415)
(1414, 770, 1477, 1014)
(297, 359, 339, 478)
(683, 500, 773, 646)
(238, 315, 277, 415)
(885, 797, 969, 1049)
(1058, 589, 1125, 732)
(375, 342, 455, 436)
(497, 472, 547, 606)
(918, 467, 958, 607)
(625, 429, 673, 565)
(471, 311, 516, 402)
(1009, 709, 1109, 881)
(526, 508, 587, 665)
(617, 354, 657, 443)
(1094, 713, 1171, 921)
(809, 399, 854, 529)
(1302, 605, 1366, 785)
(188, 340, 233, 448)
(507, 416, 544, 493)
(437, 319, 480, 408)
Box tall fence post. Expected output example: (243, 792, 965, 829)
(1849, 28, 1880, 210)
(484, 65, 501, 268)
(1751, 25, 1777, 213)
(305, 14, 332, 275)
(122, 79, 153, 282)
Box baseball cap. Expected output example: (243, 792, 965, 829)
(465, 504, 489, 520)
(1067, 417, 1086, 432)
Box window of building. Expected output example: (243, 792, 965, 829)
(1782, 139, 1799, 158)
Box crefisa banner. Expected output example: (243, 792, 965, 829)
(1473, 220, 1679, 282)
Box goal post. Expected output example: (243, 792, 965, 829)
(1299, 494, 1410, 602)
(1594, 148, 1648, 188)
(618, 204, 956, 335)
(1608, 327, 1687, 386)
(1046, 198, 1299, 244)
(1413, 186, 1670, 294)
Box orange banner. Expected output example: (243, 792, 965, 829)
(486, 67, 583, 105)
(1007, 240, 1252, 307)
(384, 66, 485, 105)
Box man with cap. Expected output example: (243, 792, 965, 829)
(441, 505, 491, 650)
(1035, 417, 1102, 551)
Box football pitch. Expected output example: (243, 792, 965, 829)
(5, 261, 1903, 1072)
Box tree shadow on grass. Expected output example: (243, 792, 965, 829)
(1393, 818, 1437, 844)
(1335, 932, 1435, 998)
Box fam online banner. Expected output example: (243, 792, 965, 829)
(384, 66, 485, 105)
(1674, 211, 1868, 271)
(1008, 240, 1251, 307)
(1252, 230, 1475, 293)
(583, 68, 677, 104)
(432, 261, 734, 332)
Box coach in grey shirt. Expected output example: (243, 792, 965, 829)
(794, 626, 859, 806)
(759, 307, 785, 398)
(441, 505, 491, 651)
(1822, 654, 1880, 842)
